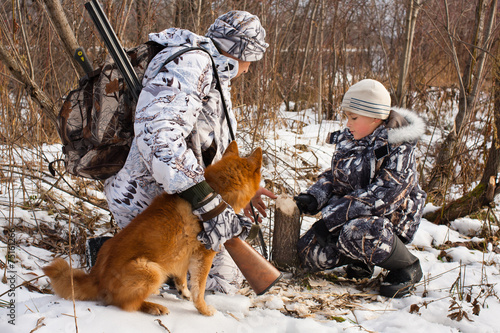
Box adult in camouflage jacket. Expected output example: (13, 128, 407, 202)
(295, 79, 427, 298)
(103, 11, 273, 294)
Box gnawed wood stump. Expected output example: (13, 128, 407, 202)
(272, 195, 301, 270)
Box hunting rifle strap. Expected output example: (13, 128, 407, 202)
(156, 46, 236, 141)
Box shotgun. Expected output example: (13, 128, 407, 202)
(84, 0, 141, 101)
(83, 0, 281, 295)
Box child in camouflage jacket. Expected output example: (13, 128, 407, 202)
(295, 79, 427, 298)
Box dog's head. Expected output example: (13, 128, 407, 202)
(204, 141, 262, 212)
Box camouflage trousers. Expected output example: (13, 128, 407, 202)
(297, 216, 398, 271)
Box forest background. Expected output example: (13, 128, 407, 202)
(0, 0, 499, 285)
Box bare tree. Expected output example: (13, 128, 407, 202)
(317, 0, 325, 124)
(0, 43, 57, 124)
(424, 0, 499, 223)
(395, 0, 425, 107)
(43, 0, 86, 77)
(0, 1, 59, 125)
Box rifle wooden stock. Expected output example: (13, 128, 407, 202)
(224, 237, 282, 295)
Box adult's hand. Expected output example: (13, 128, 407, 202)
(244, 187, 277, 222)
(193, 193, 252, 251)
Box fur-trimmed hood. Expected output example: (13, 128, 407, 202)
(386, 107, 426, 145)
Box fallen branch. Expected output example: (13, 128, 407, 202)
(29, 317, 46, 333)
(155, 319, 172, 332)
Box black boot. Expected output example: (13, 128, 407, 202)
(345, 261, 374, 280)
(86, 236, 113, 267)
(335, 253, 374, 280)
(378, 236, 422, 298)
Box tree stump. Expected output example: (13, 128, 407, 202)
(272, 195, 301, 270)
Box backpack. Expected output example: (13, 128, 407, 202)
(53, 42, 233, 180)
(54, 41, 164, 180)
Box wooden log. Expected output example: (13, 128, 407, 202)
(272, 195, 301, 270)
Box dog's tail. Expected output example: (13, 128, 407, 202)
(43, 258, 99, 301)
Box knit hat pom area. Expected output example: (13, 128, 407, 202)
(206, 10, 268, 62)
(341, 79, 391, 120)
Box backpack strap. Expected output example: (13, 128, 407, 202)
(155, 46, 236, 141)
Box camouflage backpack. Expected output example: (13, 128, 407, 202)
(54, 42, 165, 180)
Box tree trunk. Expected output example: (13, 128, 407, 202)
(317, 0, 324, 125)
(272, 195, 301, 270)
(425, 0, 495, 203)
(43, 0, 85, 76)
(326, 1, 339, 120)
(297, 0, 318, 103)
(395, 0, 422, 107)
(424, 0, 498, 224)
(424, 181, 486, 224)
(480, 5, 500, 188)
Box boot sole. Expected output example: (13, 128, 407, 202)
(379, 268, 423, 298)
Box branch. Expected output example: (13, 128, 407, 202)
(42, 0, 86, 76)
(0, 44, 57, 125)
(0, 164, 108, 211)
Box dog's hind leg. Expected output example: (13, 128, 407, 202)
(106, 258, 169, 315)
(188, 248, 217, 316)
(138, 301, 169, 315)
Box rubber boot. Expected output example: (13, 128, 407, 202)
(345, 261, 374, 280)
(336, 253, 374, 280)
(378, 236, 422, 298)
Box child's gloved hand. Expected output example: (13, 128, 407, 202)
(294, 193, 319, 215)
(312, 219, 329, 246)
(312, 219, 340, 247)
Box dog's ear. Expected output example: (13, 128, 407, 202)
(223, 141, 239, 157)
(248, 147, 262, 172)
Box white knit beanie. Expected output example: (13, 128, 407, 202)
(341, 79, 391, 120)
(206, 10, 268, 62)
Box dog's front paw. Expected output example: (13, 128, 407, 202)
(197, 304, 216, 316)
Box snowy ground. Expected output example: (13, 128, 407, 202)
(1, 108, 500, 333)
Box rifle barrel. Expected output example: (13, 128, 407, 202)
(84, 0, 141, 101)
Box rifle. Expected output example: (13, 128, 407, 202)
(82, 0, 281, 295)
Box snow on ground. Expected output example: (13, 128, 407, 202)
(1, 108, 500, 332)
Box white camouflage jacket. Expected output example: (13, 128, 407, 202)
(104, 28, 239, 226)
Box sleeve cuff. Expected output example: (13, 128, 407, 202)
(178, 180, 215, 208)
